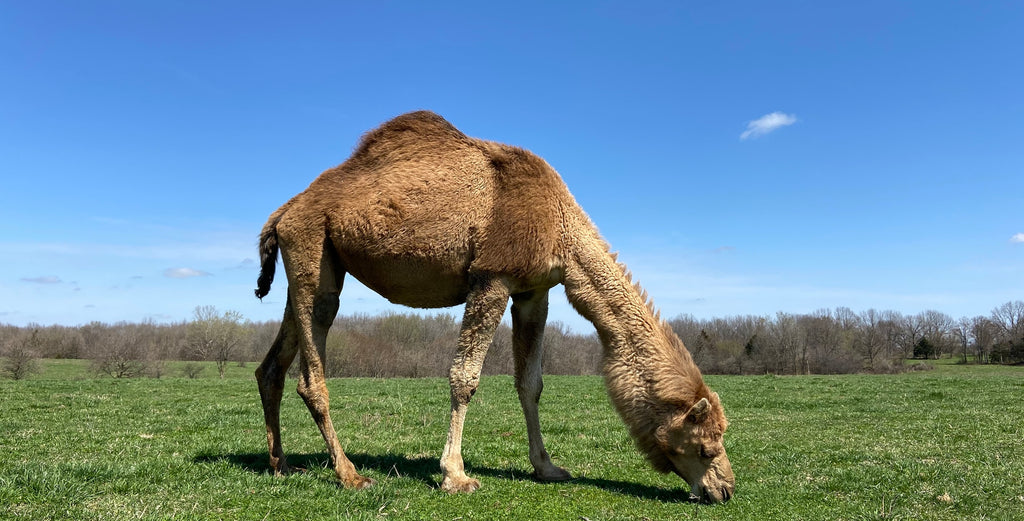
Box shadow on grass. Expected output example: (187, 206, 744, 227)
(193, 451, 693, 503)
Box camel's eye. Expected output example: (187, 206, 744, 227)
(700, 445, 718, 459)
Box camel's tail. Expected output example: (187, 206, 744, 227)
(254, 203, 290, 300)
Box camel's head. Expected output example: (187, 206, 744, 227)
(654, 393, 734, 503)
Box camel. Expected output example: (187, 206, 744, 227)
(253, 111, 735, 502)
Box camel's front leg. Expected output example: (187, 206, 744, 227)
(511, 289, 571, 482)
(440, 277, 510, 493)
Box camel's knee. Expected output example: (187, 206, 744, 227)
(449, 368, 481, 406)
(450, 381, 479, 406)
(295, 374, 329, 408)
(296, 377, 324, 400)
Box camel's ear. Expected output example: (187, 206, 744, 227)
(687, 397, 711, 423)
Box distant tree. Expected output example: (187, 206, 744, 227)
(913, 337, 935, 360)
(899, 314, 926, 359)
(147, 358, 167, 378)
(953, 317, 972, 364)
(970, 316, 999, 364)
(760, 313, 799, 374)
(186, 306, 249, 378)
(919, 310, 954, 358)
(247, 320, 281, 363)
(91, 326, 148, 378)
(2, 330, 41, 380)
(877, 310, 905, 361)
(990, 337, 1024, 365)
(802, 310, 841, 373)
(856, 309, 887, 370)
(540, 321, 601, 375)
(181, 362, 204, 379)
(991, 301, 1024, 340)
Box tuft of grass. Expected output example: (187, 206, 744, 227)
(1, 364, 1022, 519)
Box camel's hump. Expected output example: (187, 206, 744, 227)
(351, 111, 469, 159)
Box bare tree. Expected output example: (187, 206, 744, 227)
(186, 306, 249, 378)
(763, 313, 803, 374)
(181, 362, 205, 379)
(2, 330, 41, 380)
(953, 316, 972, 363)
(856, 309, 887, 370)
(918, 310, 954, 359)
(897, 313, 925, 359)
(802, 310, 841, 374)
(991, 301, 1024, 339)
(971, 316, 999, 364)
(91, 325, 148, 378)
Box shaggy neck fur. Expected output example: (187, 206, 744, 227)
(561, 225, 711, 471)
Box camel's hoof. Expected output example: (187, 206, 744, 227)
(272, 462, 297, 477)
(441, 476, 481, 493)
(342, 474, 375, 490)
(533, 466, 573, 482)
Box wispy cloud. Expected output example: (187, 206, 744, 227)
(740, 111, 797, 140)
(21, 276, 62, 284)
(6, 241, 250, 263)
(164, 268, 211, 279)
(227, 258, 258, 271)
(1011, 233, 1024, 244)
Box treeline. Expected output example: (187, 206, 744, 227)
(2, 301, 1022, 380)
(672, 302, 1024, 374)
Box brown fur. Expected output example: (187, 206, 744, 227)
(254, 111, 734, 501)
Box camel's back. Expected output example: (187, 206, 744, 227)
(291, 111, 585, 304)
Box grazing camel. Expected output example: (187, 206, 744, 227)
(254, 111, 735, 502)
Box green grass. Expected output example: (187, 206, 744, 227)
(1, 362, 1022, 520)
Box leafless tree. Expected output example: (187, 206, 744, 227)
(181, 362, 204, 379)
(91, 325, 149, 378)
(541, 321, 601, 375)
(970, 316, 998, 364)
(802, 310, 841, 374)
(762, 312, 803, 374)
(918, 310, 954, 359)
(2, 330, 41, 380)
(856, 309, 887, 370)
(991, 301, 1024, 339)
(898, 313, 926, 359)
(953, 316, 973, 363)
(186, 306, 249, 378)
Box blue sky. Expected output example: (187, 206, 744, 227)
(2, 1, 1021, 331)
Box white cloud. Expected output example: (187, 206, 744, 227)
(164, 267, 211, 279)
(740, 111, 797, 140)
(21, 276, 62, 284)
(1010, 233, 1024, 243)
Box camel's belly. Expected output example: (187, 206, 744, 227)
(338, 250, 472, 309)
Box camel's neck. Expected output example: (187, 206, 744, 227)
(563, 240, 659, 362)
(561, 235, 704, 399)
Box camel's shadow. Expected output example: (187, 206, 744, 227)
(193, 451, 694, 503)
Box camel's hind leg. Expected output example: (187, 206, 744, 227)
(282, 237, 374, 489)
(255, 295, 299, 476)
(511, 289, 572, 482)
(440, 276, 510, 493)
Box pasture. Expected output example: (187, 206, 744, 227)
(1, 361, 1022, 520)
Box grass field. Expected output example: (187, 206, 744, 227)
(1, 360, 1022, 520)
